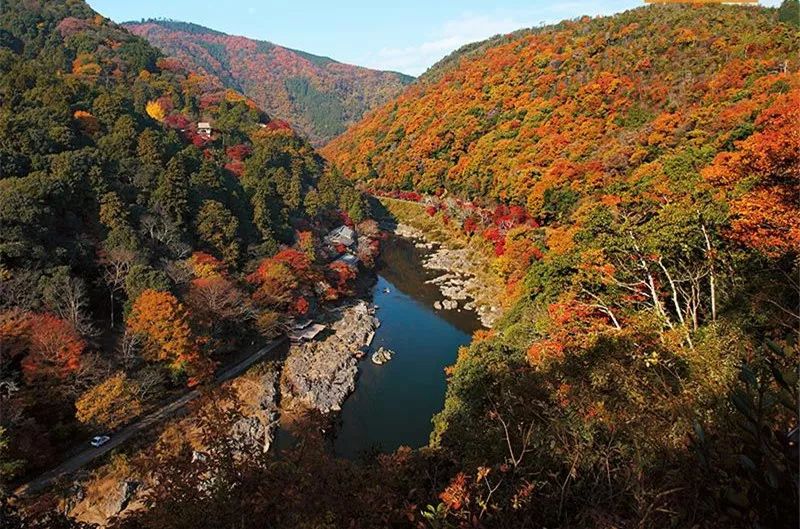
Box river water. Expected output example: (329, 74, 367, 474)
(332, 235, 481, 459)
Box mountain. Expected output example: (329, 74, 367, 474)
(122, 19, 414, 146)
(323, 5, 797, 207)
(0, 0, 369, 491)
(3, 1, 799, 527)
(322, 3, 800, 527)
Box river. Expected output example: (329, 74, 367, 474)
(332, 235, 481, 459)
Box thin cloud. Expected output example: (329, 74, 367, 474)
(358, 0, 785, 76)
(364, 11, 539, 76)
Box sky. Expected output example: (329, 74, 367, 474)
(87, 0, 783, 76)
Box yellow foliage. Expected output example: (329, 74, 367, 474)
(75, 372, 143, 430)
(145, 100, 166, 122)
(546, 226, 578, 256)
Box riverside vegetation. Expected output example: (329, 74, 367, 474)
(2, 1, 799, 528)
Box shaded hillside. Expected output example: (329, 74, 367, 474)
(123, 20, 414, 146)
(0, 0, 369, 491)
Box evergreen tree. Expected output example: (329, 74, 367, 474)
(155, 154, 190, 227)
(779, 0, 799, 27)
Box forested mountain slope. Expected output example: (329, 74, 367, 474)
(321, 3, 800, 527)
(0, 0, 368, 491)
(1, 1, 798, 528)
(122, 20, 414, 146)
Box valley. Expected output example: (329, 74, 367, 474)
(1, 1, 798, 528)
(122, 20, 414, 146)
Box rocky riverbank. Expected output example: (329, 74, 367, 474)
(393, 223, 502, 328)
(280, 301, 378, 414)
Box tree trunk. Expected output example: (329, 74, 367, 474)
(701, 224, 717, 322)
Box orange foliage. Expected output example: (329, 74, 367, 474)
(439, 472, 470, 510)
(127, 289, 206, 379)
(20, 314, 85, 383)
(323, 6, 797, 222)
(291, 296, 310, 316)
(188, 251, 226, 278)
(703, 89, 800, 257)
(73, 110, 100, 135)
(327, 261, 357, 295)
(274, 248, 311, 272)
(526, 338, 565, 367)
(72, 53, 101, 78)
(472, 329, 495, 343)
(0, 308, 30, 361)
(248, 260, 297, 308)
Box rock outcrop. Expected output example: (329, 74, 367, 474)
(66, 467, 144, 527)
(371, 347, 394, 365)
(228, 366, 280, 453)
(281, 302, 377, 413)
(395, 223, 502, 327)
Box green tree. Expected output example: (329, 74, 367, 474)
(124, 264, 170, 306)
(155, 154, 190, 227)
(194, 200, 240, 264)
(304, 188, 322, 217)
(347, 198, 366, 223)
(137, 129, 164, 168)
(778, 0, 799, 27)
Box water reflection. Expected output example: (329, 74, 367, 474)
(376, 235, 483, 336)
(332, 235, 481, 459)
(275, 235, 482, 460)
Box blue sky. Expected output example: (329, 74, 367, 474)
(88, 1, 782, 76)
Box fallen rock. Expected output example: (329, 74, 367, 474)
(371, 347, 394, 365)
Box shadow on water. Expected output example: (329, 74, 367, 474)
(377, 235, 484, 336)
(333, 235, 480, 459)
(275, 235, 481, 460)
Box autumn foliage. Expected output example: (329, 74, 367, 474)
(10, 313, 87, 384)
(123, 20, 412, 145)
(702, 88, 800, 257)
(127, 289, 208, 380)
(75, 372, 143, 430)
(324, 5, 799, 253)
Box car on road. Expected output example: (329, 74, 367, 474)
(90, 435, 111, 448)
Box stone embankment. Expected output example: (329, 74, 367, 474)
(281, 301, 377, 413)
(394, 223, 501, 327)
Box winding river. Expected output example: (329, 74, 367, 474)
(332, 235, 481, 458)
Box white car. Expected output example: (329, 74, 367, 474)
(90, 435, 111, 448)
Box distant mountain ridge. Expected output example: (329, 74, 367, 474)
(123, 19, 415, 146)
